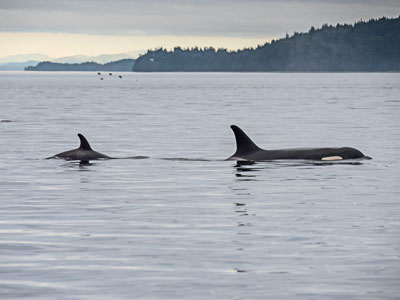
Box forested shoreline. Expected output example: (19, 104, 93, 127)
(25, 59, 135, 71)
(133, 17, 400, 72)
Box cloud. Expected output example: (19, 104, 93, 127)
(0, 0, 398, 37)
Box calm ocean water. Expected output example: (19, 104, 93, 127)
(0, 71, 399, 299)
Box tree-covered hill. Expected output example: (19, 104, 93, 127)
(133, 17, 400, 72)
(25, 59, 135, 71)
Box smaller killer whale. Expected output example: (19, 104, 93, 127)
(47, 134, 110, 164)
(227, 125, 370, 161)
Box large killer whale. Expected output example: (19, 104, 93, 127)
(47, 134, 111, 163)
(227, 125, 370, 161)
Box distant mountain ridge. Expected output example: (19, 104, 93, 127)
(0, 51, 144, 70)
(25, 59, 135, 71)
(133, 16, 400, 72)
(0, 51, 144, 64)
(0, 53, 50, 64)
(50, 52, 142, 64)
(0, 61, 40, 71)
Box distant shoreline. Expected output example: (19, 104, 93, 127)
(133, 17, 400, 72)
(25, 59, 135, 72)
(19, 16, 400, 73)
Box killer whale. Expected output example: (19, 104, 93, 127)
(47, 134, 111, 163)
(227, 125, 370, 161)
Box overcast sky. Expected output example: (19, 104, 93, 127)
(0, 0, 398, 58)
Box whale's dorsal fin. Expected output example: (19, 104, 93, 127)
(78, 134, 92, 150)
(231, 125, 261, 155)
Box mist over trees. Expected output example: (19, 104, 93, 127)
(133, 17, 400, 72)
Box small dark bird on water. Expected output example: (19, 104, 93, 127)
(100, 78, 104, 80)
(119, 75, 122, 78)
(97, 72, 101, 75)
(109, 73, 112, 76)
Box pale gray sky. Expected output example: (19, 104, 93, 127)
(0, 0, 398, 57)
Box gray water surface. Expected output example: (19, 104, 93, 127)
(0, 72, 399, 299)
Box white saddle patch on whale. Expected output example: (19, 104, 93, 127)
(321, 156, 343, 161)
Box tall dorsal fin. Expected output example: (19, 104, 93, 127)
(78, 133, 92, 150)
(231, 125, 261, 155)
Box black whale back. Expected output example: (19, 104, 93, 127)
(229, 125, 369, 161)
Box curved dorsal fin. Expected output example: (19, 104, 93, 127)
(78, 134, 92, 150)
(231, 125, 261, 155)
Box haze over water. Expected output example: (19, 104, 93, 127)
(0, 72, 399, 299)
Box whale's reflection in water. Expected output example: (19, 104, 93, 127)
(233, 159, 364, 181)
